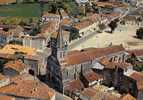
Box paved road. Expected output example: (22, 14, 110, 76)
(69, 30, 98, 50)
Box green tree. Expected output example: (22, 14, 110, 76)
(108, 19, 118, 33)
(136, 27, 143, 39)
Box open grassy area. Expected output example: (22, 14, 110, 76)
(0, 3, 50, 17)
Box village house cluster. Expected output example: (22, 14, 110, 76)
(0, 0, 142, 100)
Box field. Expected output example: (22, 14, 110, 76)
(0, 3, 51, 17)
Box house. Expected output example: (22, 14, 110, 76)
(123, 15, 138, 25)
(79, 87, 97, 100)
(0, 74, 10, 88)
(79, 86, 121, 100)
(94, 2, 128, 14)
(0, 44, 44, 75)
(121, 93, 136, 100)
(75, 0, 88, 6)
(0, 30, 13, 44)
(42, 12, 60, 24)
(3, 60, 28, 76)
(129, 72, 143, 100)
(72, 14, 100, 36)
(41, 21, 59, 38)
(0, 0, 16, 5)
(0, 25, 24, 45)
(64, 79, 84, 99)
(0, 44, 36, 56)
(22, 35, 48, 52)
(98, 57, 138, 97)
(0, 73, 56, 100)
(80, 69, 103, 87)
(59, 9, 70, 19)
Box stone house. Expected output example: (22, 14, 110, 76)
(80, 69, 103, 87)
(0, 44, 49, 76)
(64, 79, 84, 99)
(94, 2, 128, 14)
(0, 25, 24, 45)
(59, 9, 70, 19)
(0, 73, 56, 100)
(0, 30, 14, 45)
(75, 0, 88, 5)
(42, 13, 60, 24)
(79, 86, 121, 100)
(0, 74, 10, 88)
(98, 57, 137, 96)
(72, 14, 100, 36)
(128, 72, 143, 100)
(40, 21, 59, 38)
(22, 35, 48, 52)
(121, 93, 136, 100)
(3, 60, 29, 76)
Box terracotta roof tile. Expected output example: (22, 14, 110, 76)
(61, 18, 72, 25)
(0, 73, 8, 80)
(51, 32, 59, 38)
(130, 72, 143, 90)
(65, 79, 84, 92)
(81, 87, 97, 98)
(63, 45, 125, 66)
(0, 44, 36, 56)
(83, 70, 103, 83)
(95, 2, 128, 8)
(100, 57, 131, 69)
(0, 74, 55, 100)
(73, 14, 100, 30)
(121, 93, 136, 100)
(0, 96, 13, 100)
(4, 60, 26, 73)
(41, 21, 59, 36)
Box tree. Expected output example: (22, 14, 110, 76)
(49, 4, 58, 14)
(98, 23, 106, 33)
(108, 19, 118, 33)
(136, 27, 143, 39)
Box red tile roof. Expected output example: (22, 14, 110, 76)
(0, 74, 55, 100)
(0, 96, 13, 100)
(65, 79, 84, 93)
(0, 73, 8, 80)
(4, 60, 26, 73)
(73, 14, 100, 30)
(63, 45, 125, 66)
(83, 70, 103, 83)
(99, 57, 131, 70)
(40, 21, 59, 36)
(130, 72, 143, 91)
(121, 93, 136, 100)
(95, 2, 128, 8)
(81, 87, 97, 98)
(81, 86, 121, 100)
